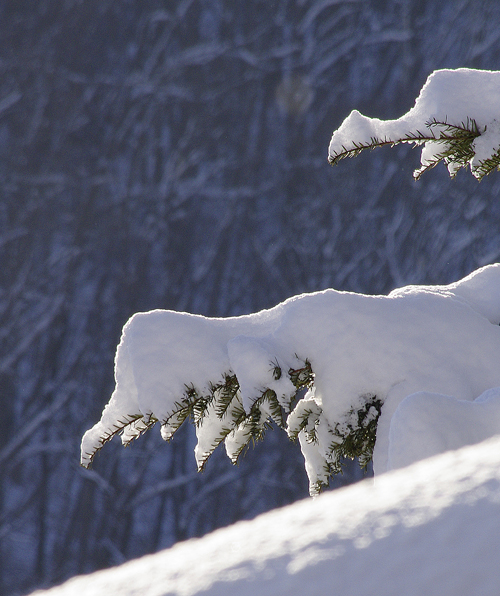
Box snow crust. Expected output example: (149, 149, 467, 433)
(328, 68, 500, 178)
(38, 435, 500, 596)
(82, 264, 500, 485)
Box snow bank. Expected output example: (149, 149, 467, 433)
(329, 68, 500, 179)
(37, 434, 500, 596)
(82, 264, 500, 487)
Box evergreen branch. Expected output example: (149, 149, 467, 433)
(310, 479, 327, 497)
(328, 127, 458, 166)
(192, 394, 214, 427)
(328, 136, 398, 166)
(328, 396, 383, 469)
(328, 116, 496, 181)
(228, 418, 275, 465)
(472, 147, 500, 181)
(271, 359, 282, 380)
(288, 358, 314, 390)
(85, 354, 385, 496)
(295, 395, 383, 496)
(254, 389, 285, 428)
(214, 373, 240, 419)
(287, 406, 320, 442)
(81, 413, 144, 467)
(121, 414, 158, 447)
(427, 117, 481, 137)
(196, 424, 235, 472)
(163, 374, 240, 439)
(195, 386, 247, 471)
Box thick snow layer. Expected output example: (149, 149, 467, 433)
(36, 435, 500, 596)
(328, 68, 500, 178)
(81, 264, 500, 483)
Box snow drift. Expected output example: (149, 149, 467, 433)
(39, 434, 500, 596)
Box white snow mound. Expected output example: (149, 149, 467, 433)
(38, 434, 500, 596)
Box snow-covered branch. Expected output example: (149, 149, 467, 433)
(82, 264, 500, 495)
(329, 68, 500, 180)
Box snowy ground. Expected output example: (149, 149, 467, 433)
(33, 434, 500, 596)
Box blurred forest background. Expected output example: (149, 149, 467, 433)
(1, 1, 500, 594)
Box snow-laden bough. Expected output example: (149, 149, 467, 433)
(329, 68, 500, 180)
(81, 264, 500, 494)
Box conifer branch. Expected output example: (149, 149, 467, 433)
(329, 116, 499, 181)
(289, 394, 383, 496)
(85, 355, 383, 497)
(288, 358, 314, 389)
